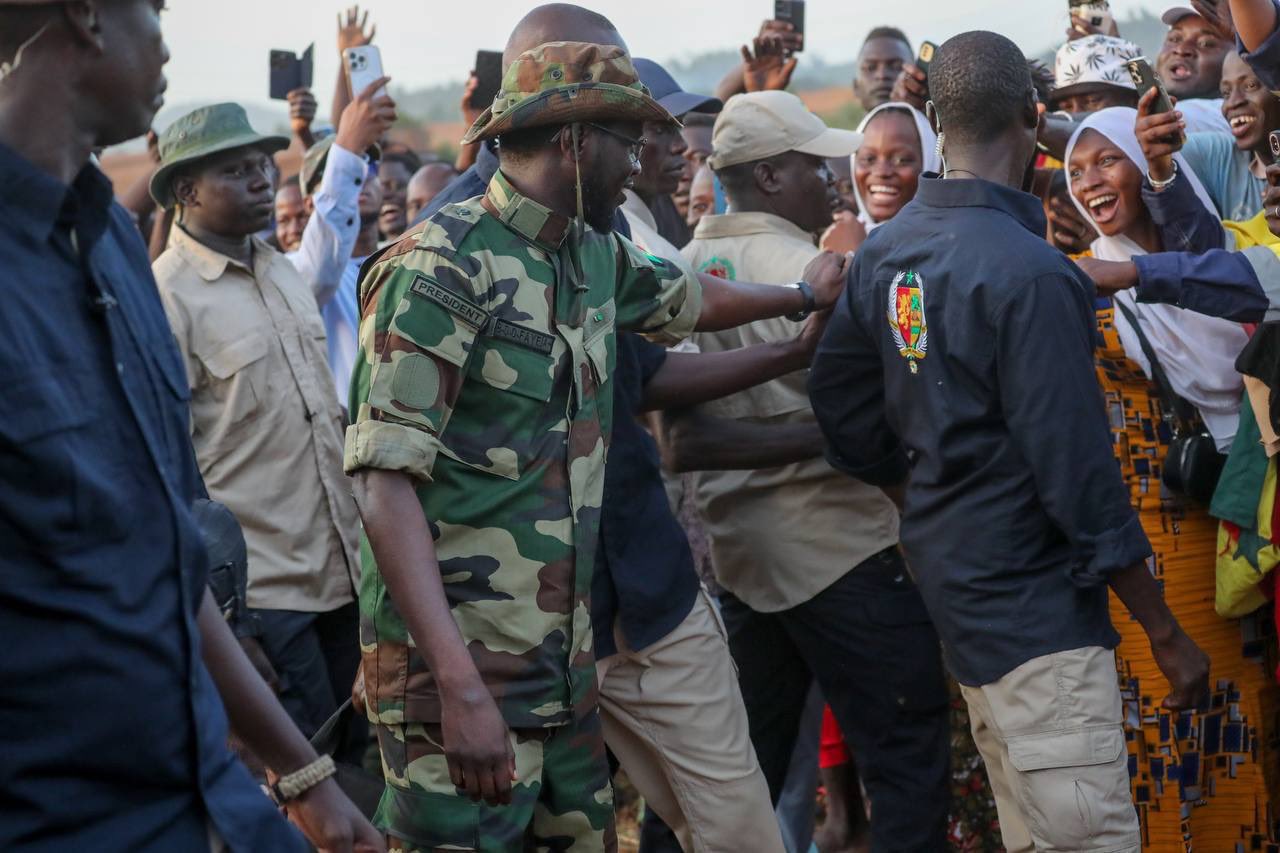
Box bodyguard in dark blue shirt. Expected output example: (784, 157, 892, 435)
(809, 32, 1208, 853)
(0, 135, 304, 853)
(811, 170, 1146, 686)
(0, 3, 379, 850)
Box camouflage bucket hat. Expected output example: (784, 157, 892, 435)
(150, 103, 290, 209)
(461, 41, 676, 144)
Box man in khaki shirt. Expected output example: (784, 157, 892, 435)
(666, 91, 951, 850)
(150, 104, 361, 753)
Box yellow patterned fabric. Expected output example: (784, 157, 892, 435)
(1095, 305, 1280, 851)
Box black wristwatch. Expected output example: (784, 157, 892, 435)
(785, 280, 816, 322)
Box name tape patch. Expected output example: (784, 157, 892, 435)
(409, 275, 490, 329)
(490, 319, 556, 356)
(409, 274, 556, 356)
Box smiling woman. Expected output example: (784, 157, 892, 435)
(1065, 109, 1280, 852)
(851, 102, 940, 232)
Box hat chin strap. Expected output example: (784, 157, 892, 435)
(557, 123, 589, 330)
(571, 123, 586, 227)
(0, 21, 51, 85)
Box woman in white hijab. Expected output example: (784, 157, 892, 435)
(1065, 106, 1246, 450)
(851, 102, 941, 233)
(1065, 107, 1275, 853)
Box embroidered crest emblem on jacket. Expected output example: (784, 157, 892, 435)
(887, 270, 928, 373)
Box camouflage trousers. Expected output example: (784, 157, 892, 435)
(374, 708, 617, 852)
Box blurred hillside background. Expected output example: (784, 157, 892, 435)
(99, 5, 1171, 189)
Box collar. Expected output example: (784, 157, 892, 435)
(483, 169, 572, 251)
(692, 210, 817, 245)
(0, 140, 115, 243)
(914, 173, 1047, 237)
(169, 224, 267, 282)
(1251, 151, 1268, 180)
(621, 190, 658, 231)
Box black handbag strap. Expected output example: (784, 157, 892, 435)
(1112, 297, 1200, 431)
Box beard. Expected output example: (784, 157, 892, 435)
(579, 143, 627, 233)
(579, 173, 620, 233)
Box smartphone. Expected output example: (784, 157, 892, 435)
(1069, 0, 1114, 34)
(1126, 57, 1183, 144)
(268, 44, 314, 100)
(470, 50, 503, 111)
(344, 45, 387, 99)
(1270, 129, 1280, 164)
(917, 41, 938, 77)
(773, 0, 805, 51)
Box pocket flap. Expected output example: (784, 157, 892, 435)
(471, 338, 555, 403)
(1006, 726, 1124, 772)
(199, 334, 268, 379)
(1, 375, 92, 442)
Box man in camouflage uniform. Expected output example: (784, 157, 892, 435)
(345, 12, 848, 850)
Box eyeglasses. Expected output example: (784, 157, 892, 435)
(582, 122, 649, 159)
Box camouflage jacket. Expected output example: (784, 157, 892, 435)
(345, 170, 702, 729)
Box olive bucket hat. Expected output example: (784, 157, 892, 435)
(461, 41, 676, 144)
(150, 103, 290, 208)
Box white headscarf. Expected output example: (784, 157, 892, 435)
(1065, 107, 1245, 450)
(851, 102, 941, 232)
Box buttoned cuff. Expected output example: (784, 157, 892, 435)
(1132, 253, 1182, 306)
(313, 142, 368, 216)
(344, 419, 440, 482)
(824, 445, 909, 487)
(645, 272, 704, 347)
(1065, 513, 1153, 588)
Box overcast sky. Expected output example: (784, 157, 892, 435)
(158, 0, 1170, 116)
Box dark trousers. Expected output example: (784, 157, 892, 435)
(252, 601, 365, 764)
(720, 548, 951, 853)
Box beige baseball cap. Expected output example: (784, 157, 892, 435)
(708, 91, 863, 171)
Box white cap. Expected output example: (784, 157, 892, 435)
(1052, 35, 1143, 103)
(708, 91, 863, 171)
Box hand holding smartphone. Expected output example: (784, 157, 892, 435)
(1126, 57, 1178, 119)
(1068, 0, 1116, 35)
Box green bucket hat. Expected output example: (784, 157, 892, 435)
(150, 103, 290, 208)
(461, 41, 675, 145)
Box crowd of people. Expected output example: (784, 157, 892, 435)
(3, 0, 1280, 851)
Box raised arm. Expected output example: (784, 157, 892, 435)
(331, 6, 376, 131)
(695, 251, 849, 332)
(1229, 0, 1278, 50)
(289, 78, 396, 306)
(642, 310, 826, 411)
